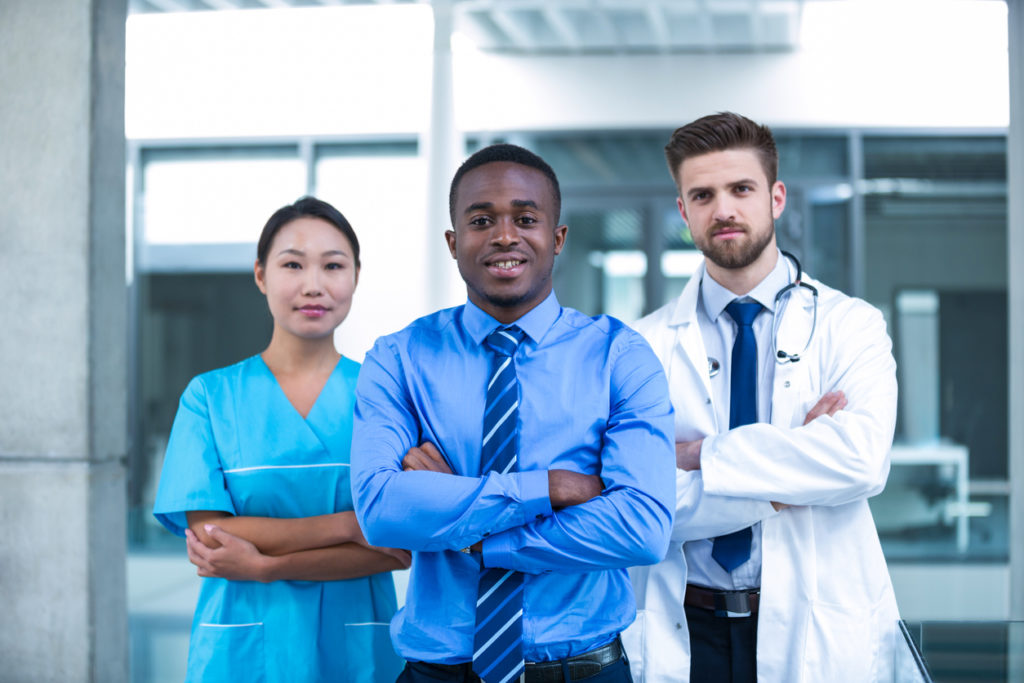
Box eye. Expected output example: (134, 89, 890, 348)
(469, 216, 492, 228)
(325, 262, 346, 270)
(735, 185, 752, 194)
(517, 215, 538, 226)
(692, 191, 710, 202)
(282, 261, 301, 269)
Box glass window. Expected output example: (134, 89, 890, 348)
(142, 146, 305, 245)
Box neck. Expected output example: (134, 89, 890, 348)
(261, 329, 340, 375)
(705, 246, 779, 297)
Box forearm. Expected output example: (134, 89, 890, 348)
(702, 408, 895, 507)
(262, 543, 407, 582)
(483, 487, 673, 574)
(671, 470, 776, 542)
(186, 510, 364, 556)
(354, 468, 551, 551)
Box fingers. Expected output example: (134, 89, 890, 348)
(381, 547, 413, 569)
(402, 442, 453, 474)
(803, 391, 847, 425)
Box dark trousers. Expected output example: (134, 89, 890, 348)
(396, 657, 632, 682)
(685, 604, 757, 683)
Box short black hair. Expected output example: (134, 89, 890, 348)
(448, 143, 562, 225)
(256, 196, 360, 268)
(665, 112, 779, 189)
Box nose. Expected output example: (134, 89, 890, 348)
(711, 196, 737, 223)
(491, 218, 519, 246)
(302, 267, 323, 296)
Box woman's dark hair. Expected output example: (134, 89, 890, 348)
(256, 196, 360, 268)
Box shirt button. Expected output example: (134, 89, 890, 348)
(705, 397, 711, 405)
(784, 380, 791, 388)
(676, 623, 682, 630)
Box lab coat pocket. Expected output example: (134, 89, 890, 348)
(188, 622, 266, 683)
(343, 622, 404, 683)
(801, 600, 879, 683)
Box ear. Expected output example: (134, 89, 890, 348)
(445, 230, 457, 259)
(352, 266, 360, 289)
(771, 180, 787, 219)
(552, 224, 568, 256)
(254, 260, 268, 294)
(676, 196, 690, 225)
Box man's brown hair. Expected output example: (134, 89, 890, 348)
(665, 112, 779, 190)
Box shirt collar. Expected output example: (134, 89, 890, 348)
(463, 290, 561, 346)
(700, 248, 792, 322)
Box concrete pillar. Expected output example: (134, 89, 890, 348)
(1008, 0, 1024, 625)
(424, 0, 466, 310)
(0, 0, 128, 681)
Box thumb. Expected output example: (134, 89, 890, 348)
(203, 523, 232, 544)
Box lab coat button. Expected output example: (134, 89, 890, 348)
(784, 380, 791, 388)
(705, 397, 711, 405)
(675, 623, 682, 630)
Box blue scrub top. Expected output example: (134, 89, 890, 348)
(153, 355, 402, 683)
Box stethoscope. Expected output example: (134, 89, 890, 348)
(707, 250, 819, 377)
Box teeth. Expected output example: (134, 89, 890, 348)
(494, 260, 522, 269)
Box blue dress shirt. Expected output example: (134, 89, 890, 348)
(351, 292, 676, 664)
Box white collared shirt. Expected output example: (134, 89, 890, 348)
(685, 249, 793, 591)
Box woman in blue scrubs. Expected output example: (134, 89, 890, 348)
(153, 196, 408, 683)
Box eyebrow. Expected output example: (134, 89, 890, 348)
(463, 199, 541, 214)
(686, 178, 759, 199)
(275, 248, 351, 258)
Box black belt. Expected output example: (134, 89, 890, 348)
(525, 637, 624, 681)
(415, 637, 624, 682)
(685, 583, 760, 618)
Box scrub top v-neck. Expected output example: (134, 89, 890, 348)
(154, 355, 401, 683)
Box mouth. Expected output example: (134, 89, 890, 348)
(484, 256, 527, 277)
(297, 305, 329, 318)
(711, 224, 746, 240)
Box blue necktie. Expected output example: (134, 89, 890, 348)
(711, 301, 763, 572)
(473, 326, 526, 683)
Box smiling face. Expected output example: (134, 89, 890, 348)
(446, 161, 567, 324)
(676, 147, 786, 283)
(254, 216, 359, 341)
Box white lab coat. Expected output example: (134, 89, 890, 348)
(623, 262, 900, 683)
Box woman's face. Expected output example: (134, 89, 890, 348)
(254, 216, 359, 341)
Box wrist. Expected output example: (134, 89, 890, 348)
(259, 554, 281, 583)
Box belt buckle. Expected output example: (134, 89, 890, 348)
(713, 590, 752, 618)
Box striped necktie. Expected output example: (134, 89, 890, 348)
(711, 301, 763, 572)
(473, 326, 527, 683)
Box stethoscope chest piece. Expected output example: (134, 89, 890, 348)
(708, 357, 721, 378)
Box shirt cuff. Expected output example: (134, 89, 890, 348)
(518, 469, 552, 522)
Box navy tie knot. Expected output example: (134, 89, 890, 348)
(725, 300, 763, 328)
(485, 325, 526, 357)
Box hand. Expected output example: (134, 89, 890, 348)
(374, 546, 413, 569)
(402, 442, 453, 474)
(771, 501, 790, 511)
(675, 439, 703, 471)
(548, 470, 603, 508)
(803, 391, 847, 425)
(186, 525, 271, 582)
(344, 517, 412, 569)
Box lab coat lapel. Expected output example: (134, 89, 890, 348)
(770, 283, 816, 429)
(668, 266, 720, 437)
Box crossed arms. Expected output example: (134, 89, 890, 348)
(350, 334, 677, 574)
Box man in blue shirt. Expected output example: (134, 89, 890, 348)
(351, 143, 676, 682)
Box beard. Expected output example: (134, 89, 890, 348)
(694, 219, 775, 270)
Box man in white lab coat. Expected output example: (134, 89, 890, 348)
(623, 112, 900, 683)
